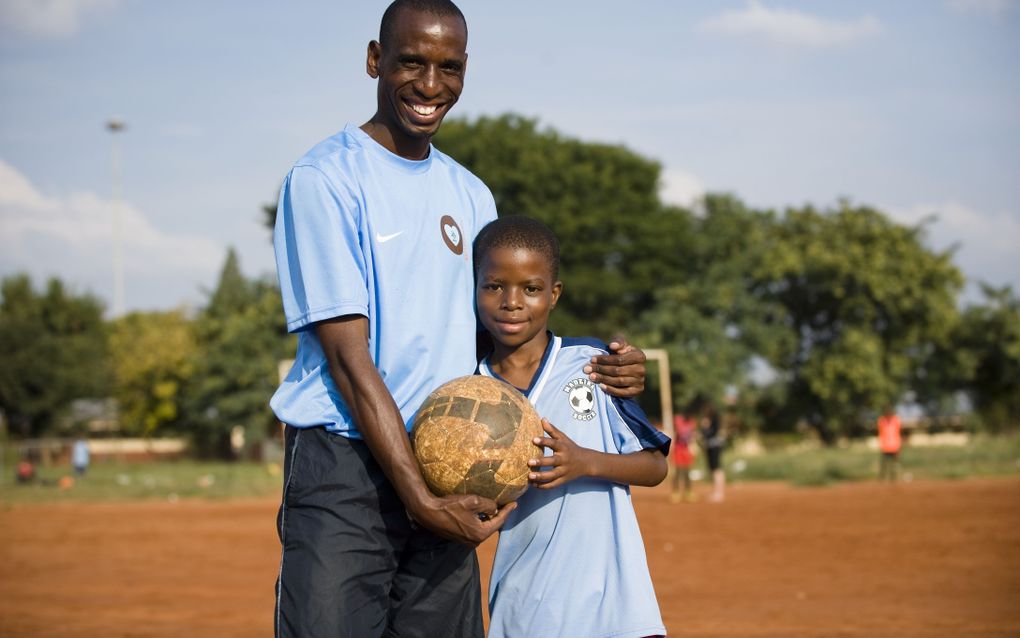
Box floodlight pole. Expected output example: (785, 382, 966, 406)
(107, 118, 126, 318)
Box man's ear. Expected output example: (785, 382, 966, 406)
(366, 40, 382, 78)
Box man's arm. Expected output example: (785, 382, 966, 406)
(584, 337, 646, 399)
(316, 315, 514, 545)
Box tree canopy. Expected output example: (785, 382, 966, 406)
(182, 248, 293, 456)
(0, 274, 110, 436)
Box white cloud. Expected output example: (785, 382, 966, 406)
(0, 0, 122, 38)
(699, 1, 883, 49)
(660, 168, 706, 209)
(885, 200, 1020, 298)
(0, 159, 222, 314)
(945, 0, 1017, 17)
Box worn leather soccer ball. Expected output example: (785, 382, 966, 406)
(412, 375, 543, 505)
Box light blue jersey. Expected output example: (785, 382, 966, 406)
(481, 334, 670, 638)
(271, 124, 497, 437)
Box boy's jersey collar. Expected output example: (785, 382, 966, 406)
(479, 331, 560, 402)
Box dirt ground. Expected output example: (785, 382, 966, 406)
(1, 478, 1018, 637)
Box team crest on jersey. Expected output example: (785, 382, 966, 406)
(564, 378, 597, 421)
(440, 214, 463, 255)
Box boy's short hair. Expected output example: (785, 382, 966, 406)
(473, 215, 560, 280)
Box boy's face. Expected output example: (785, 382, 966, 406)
(476, 246, 562, 352)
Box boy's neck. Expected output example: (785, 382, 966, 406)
(488, 331, 551, 391)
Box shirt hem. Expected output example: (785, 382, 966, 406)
(599, 625, 667, 638)
(286, 302, 367, 333)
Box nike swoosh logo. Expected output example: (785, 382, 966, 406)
(376, 231, 403, 243)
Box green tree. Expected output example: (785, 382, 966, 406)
(956, 285, 1020, 431)
(183, 249, 293, 457)
(634, 195, 785, 412)
(0, 274, 110, 436)
(109, 310, 196, 435)
(436, 114, 689, 338)
(753, 203, 963, 440)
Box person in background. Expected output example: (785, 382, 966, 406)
(878, 405, 902, 482)
(670, 410, 697, 503)
(701, 401, 726, 503)
(71, 437, 90, 477)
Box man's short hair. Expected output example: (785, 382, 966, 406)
(379, 0, 467, 46)
(474, 216, 560, 281)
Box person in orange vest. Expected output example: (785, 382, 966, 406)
(877, 405, 902, 482)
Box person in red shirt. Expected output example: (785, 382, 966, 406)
(670, 412, 697, 503)
(877, 405, 902, 482)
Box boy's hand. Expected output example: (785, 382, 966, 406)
(528, 419, 593, 489)
(584, 336, 645, 398)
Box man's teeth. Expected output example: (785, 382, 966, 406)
(411, 104, 437, 116)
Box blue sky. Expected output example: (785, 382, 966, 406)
(1, 0, 1018, 315)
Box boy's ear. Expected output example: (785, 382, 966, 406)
(550, 281, 563, 309)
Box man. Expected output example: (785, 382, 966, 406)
(271, 2, 647, 636)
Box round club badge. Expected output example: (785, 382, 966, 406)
(440, 214, 463, 255)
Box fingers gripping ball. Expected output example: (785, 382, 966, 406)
(412, 376, 543, 505)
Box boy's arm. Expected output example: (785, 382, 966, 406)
(316, 315, 515, 545)
(528, 419, 668, 489)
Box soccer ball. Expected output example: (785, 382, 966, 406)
(569, 387, 594, 412)
(412, 375, 543, 505)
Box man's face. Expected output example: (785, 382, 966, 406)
(367, 9, 467, 150)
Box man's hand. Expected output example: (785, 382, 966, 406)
(411, 494, 516, 546)
(584, 335, 646, 398)
(528, 419, 594, 490)
(316, 316, 513, 546)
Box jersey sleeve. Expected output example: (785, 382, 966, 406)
(605, 395, 672, 456)
(273, 164, 368, 333)
(479, 187, 497, 226)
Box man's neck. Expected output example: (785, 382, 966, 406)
(360, 120, 431, 160)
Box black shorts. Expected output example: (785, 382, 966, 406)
(275, 426, 483, 638)
(706, 447, 722, 472)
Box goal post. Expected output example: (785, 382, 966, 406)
(642, 349, 673, 433)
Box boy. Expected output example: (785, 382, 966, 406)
(473, 216, 670, 638)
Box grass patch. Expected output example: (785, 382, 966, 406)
(0, 458, 284, 505)
(3, 435, 1018, 503)
(729, 434, 1020, 487)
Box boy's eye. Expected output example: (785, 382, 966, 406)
(525, 286, 541, 294)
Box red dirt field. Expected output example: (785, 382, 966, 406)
(1, 478, 1018, 637)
